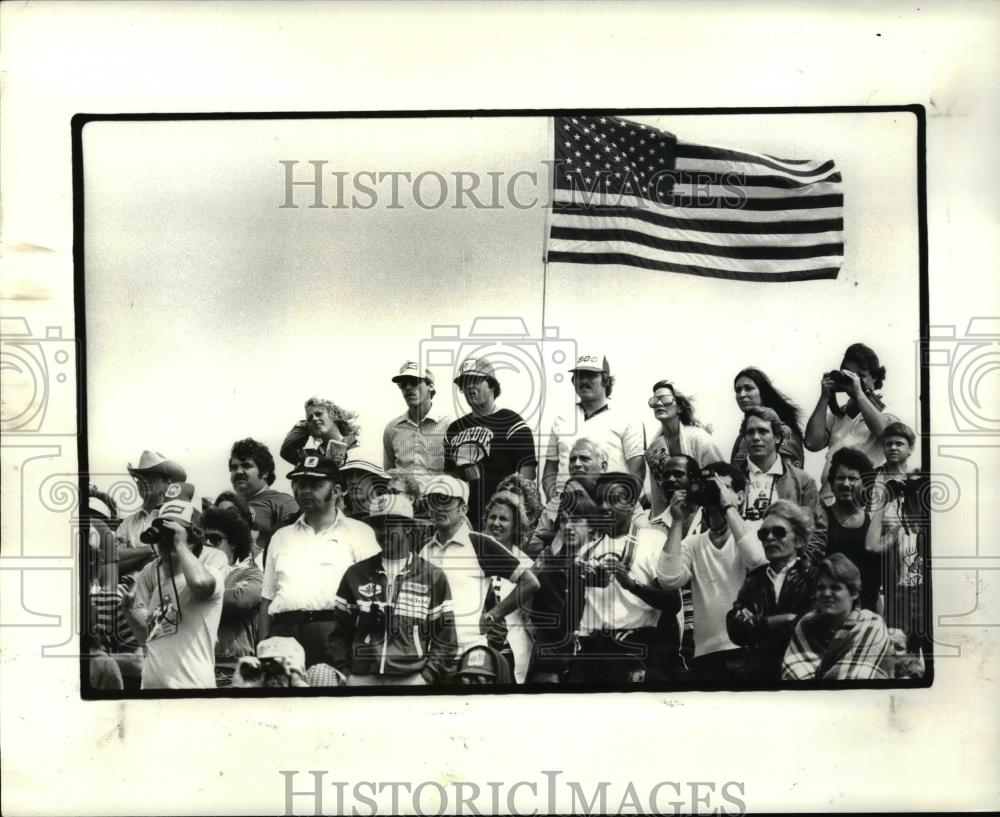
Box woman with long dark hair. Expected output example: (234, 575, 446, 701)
(731, 367, 805, 469)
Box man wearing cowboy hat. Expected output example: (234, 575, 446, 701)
(259, 452, 380, 667)
(443, 357, 537, 531)
(328, 494, 457, 686)
(542, 352, 646, 502)
(382, 360, 453, 494)
(115, 451, 188, 572)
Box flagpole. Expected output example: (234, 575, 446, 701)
(541, 115, 555, 334)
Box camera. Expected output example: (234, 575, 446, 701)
(687, 468, 721, 507)
(883, 473, 927, 504)
(139, 518, 175, 548)
(827, 369, 854, 392)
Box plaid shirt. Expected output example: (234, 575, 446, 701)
(781, 608, 891, 681)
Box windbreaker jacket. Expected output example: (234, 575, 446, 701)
(328, 553, 457, 682)
(726, 557, 819, 681)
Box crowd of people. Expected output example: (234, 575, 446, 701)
(83, 342, 931, 690)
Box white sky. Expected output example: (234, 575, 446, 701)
(83, 111, 920, 505)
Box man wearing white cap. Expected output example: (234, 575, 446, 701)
(340, 457, 391, 519)
(121, 482, 229, 689)
(328, 494, 457, 686)
(419, 475, 539, 666)
(115, 451, 188, 580)
(542, 352, 646, 502)
(383, 361, 453, 494)
(444, 357, 538, 531)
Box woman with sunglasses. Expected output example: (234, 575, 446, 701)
(781, 552, 891, 681)
(202, 505, 263, 687)
(730, 367, 805, 470)
(645, 379, 723, 519)
(726, 499, 819, 682)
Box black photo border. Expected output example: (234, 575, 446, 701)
(74, 105, 930, 699)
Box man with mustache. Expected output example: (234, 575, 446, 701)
(228, 438, 297, 555)
(383, 361, 452, 493)
(542, 352, 645, 502)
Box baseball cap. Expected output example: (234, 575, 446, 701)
(155, 482, 198, 526)
(569, 352, 610, 374)
(363, 494, 415, 524)
(392, 360, 435, 386)
(453, 357, 496, 385)
(423, 474, 470, 503)
(456, 645, 500, 678)
(340, 457, 388, 479)
(286, 452, 341, 481)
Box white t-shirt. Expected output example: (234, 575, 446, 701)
(546, 403, 645, 490)
(136, 546, 228, 689)
(577, 526, 667, 635)
(262, 513, 380, 614)
(657, 529, 767, 658)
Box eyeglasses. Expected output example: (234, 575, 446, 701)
(756, 525, 789, 542)
(648, 395, 676, 407)
(205, 533, 226, 546)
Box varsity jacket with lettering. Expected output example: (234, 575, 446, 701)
(328, 552, 457, 682)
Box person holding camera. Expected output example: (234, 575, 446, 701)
(739, 407, 826, 555)
(865, 421, 929, 674)
(567, 472, 681, 685)
(280, 396, 360, 467)
(657, 463, 768, 682)
(258, 453, 381, 667)
(327, 494, 457, 687)
(804, 343, 898, 503)
(121, 482, 229, 689)
(726, 499, 820, 682)
(115, 450, 188, 574)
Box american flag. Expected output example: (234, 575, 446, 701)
(546, 115, 844, 282)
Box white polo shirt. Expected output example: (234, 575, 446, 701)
(420, 523, 524, 651)
(262, 512, 380, 614)
(577, 525, 667, 635)
(546, 402, 645, 490)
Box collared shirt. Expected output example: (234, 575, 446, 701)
(382, 404, 453, 486)
(577, 525, 667, 635)
(743, 455, 784, 529)
(767, 557, 799, 600)
(546, 402, 645, 492)
(262, 512, 380, 615)
(420, 522, 523, 651)
(116, 508, 156, 549)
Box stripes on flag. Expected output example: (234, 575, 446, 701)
(546, 115, 844, 282)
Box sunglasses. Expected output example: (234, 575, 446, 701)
(648, 395, 677, 407)
(205, 533, 227, 546)
(756, 525, 789, 542)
